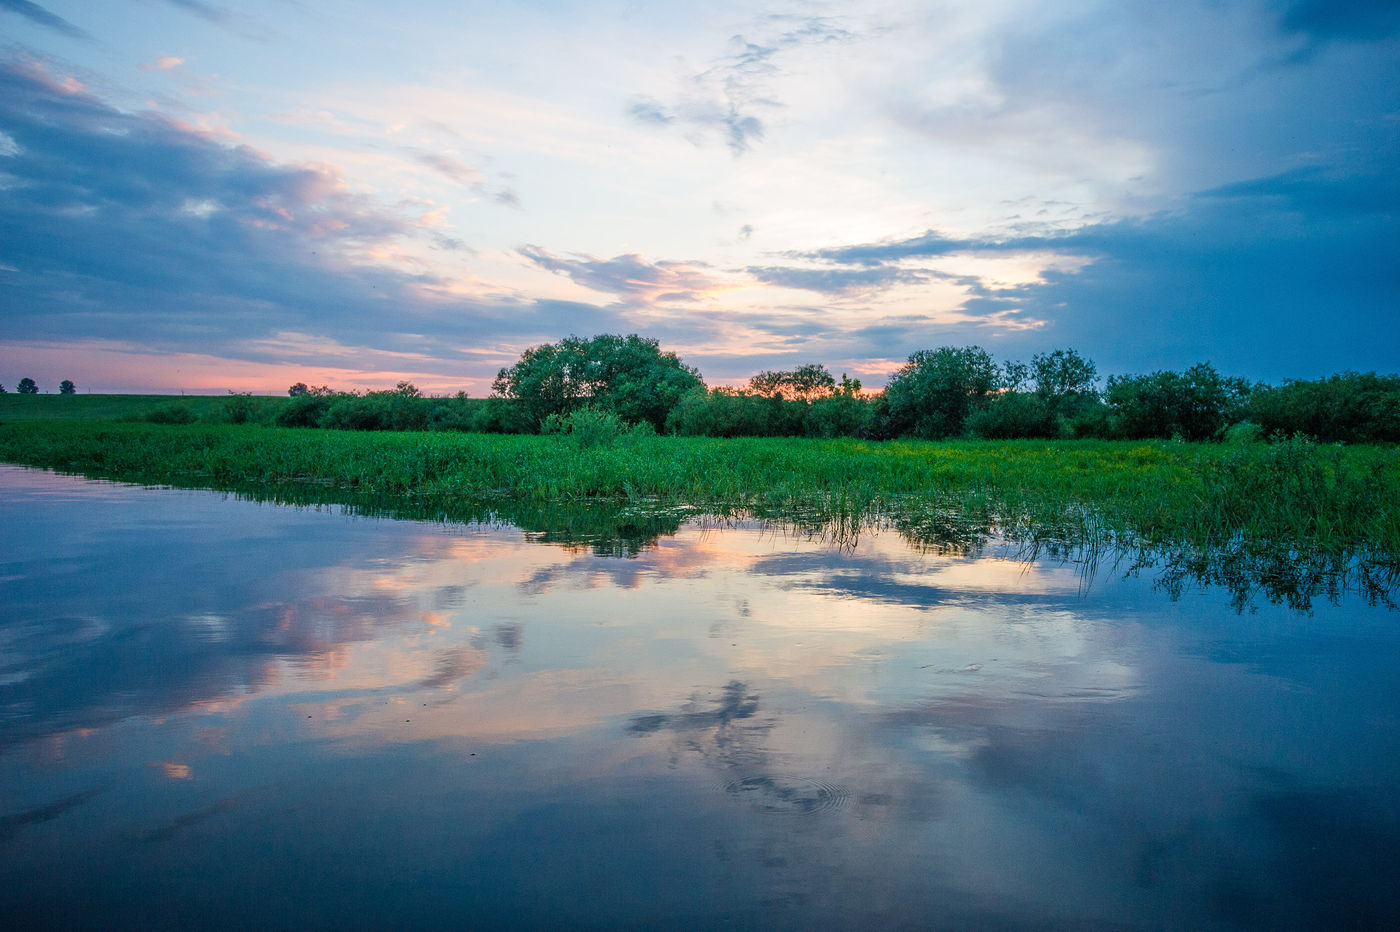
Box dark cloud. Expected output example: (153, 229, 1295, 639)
(0, 0, 90, 39)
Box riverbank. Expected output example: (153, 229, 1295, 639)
(1, 420, 1396, 559)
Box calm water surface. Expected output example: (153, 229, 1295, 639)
(2, 465, 1397, 929)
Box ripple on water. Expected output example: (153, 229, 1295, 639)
(723, 776, 850, 814)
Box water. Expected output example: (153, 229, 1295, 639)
(2, 465, 1398, 929)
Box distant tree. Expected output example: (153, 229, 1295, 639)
(748, 364, 838, 401)
(17, 377, 38, 394)
(493, 334, 703, 431)
(884, 346, 1000, 439)
(288, 382, 310, 397)
(0, 383, 7, 393)
(59, 380, 76, 394)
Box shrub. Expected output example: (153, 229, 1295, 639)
(967, 392, 1058, 439)
(1105, 363, 1251, 441)
(144, 404, 197, 424)
(1246, 372, 1400, 443)
(542, 405, 633, 448)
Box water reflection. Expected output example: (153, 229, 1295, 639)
(2, 465, 1399, 929)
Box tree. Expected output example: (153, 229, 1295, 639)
(884, 346, 1000, 439)
(17, 377, 38, 394)
(1106, 363, 1251, 440)
(1031, 349, 1097, 415)
(493, 334, 703, 431)
(288, 382, 310, 397)
(747, 364, 838, 401)
(0, 383, 7, 393)
(59, 380, 76, 394)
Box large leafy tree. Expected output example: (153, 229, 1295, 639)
(1031, 348, 1097, 416)
(884, 346, 1000, 439)
(59, 380, 76, 394)
(17, 377, 38, 394)
(492, 334, 703, 431)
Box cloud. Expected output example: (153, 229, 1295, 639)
(0, 57, 621, 377)
(0, 0, 90, 40)
(519, 245, 720, 305)
(626, 15, 858, 155)
(745, 264, 933, 295)
(160, 0, 229, 24)
(139, 56, 185, 72)
(413, 151, 481, 184)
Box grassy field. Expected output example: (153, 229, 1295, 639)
(1, 417, 1397, 562)
(0, 392, 289, 423)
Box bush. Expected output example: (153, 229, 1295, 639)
(967, 392, 1058, 439)
(1105, 363, 1251, 441)
(222, 392, 255, 425)
(1246, 372, 1400, 443)
(542, 405, 640, 448)
(1223, 421, 1265, 444)
(144, 404, 197, 424)
(277, 393, 336, 428)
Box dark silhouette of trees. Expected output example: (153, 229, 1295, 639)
(17, 377, 38, 394)
(59, 380, 76, 395)
(748, 364, 838, 401)
(288, 382, 310, 397)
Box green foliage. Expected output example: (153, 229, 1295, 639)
(1223, 421, 1265, 445)
(276, 393, 337, 428)
(967, 392, 1058, 439)
(884, 346, 1000, 439)
(1246, 372, 1400, 443)
(3, 424, 1396, 563)
(143, 403, 198, 424)
(222, 391, 255, 425)
(748, 363, 838, 400)
(541, 405, 644, 448)
(1031, 348, 1098, 417)
(59, 380, 76, 395)
(321, 388, 429, 431)
(1105, 363, 1251, 441)
(17, 378, 38, 394)
(492, 333, 703, 431)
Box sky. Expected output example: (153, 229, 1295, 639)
(0, 0, 1396, 394)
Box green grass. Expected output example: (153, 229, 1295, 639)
(0, 392, 289, 423)
(1, 419, 1396, 562)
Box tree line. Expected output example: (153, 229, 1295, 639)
(198, 333, 1400, 443)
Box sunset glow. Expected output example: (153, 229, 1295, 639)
(1, 1, 1396, 392)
